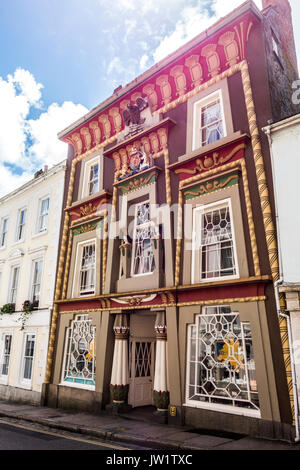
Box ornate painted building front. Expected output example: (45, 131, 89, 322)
(43, 0, 300, 440)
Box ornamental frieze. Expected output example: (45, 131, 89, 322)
(67, 192, 112, 222)
(170, 139, 247, 182)
(59, 12, 256, 158)
(183, 173, 239, 200)
(116, 168, 160, 195)
(72, 220, 102, 236)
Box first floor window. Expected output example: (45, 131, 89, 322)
(0, 334, 12, 377)
(193, 91, 225, 150)
(88, 163, 99, 196)
(16, 208, 27, 241)
(10, 266, 20, 304)
(62, 315, 96, 387)
(186, 306, 259, 411)
(79, 243, 96, 295)
(131, 202, 156, 276)
(22, 334, 35, 381)
(38, 197, 49, 232)
(31, 260, 43, 306)
(1, 218, 8, 247)
(193, 201, 237, 282)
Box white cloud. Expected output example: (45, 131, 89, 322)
(153, 0, 262, 63)
(0, 68, 88, 197)
(27, 101, 88, 168)
(139, 54, 150, 71)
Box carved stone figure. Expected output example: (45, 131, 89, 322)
(122, 97, 148, 127)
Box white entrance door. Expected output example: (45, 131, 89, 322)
(129, 340, 154, 408)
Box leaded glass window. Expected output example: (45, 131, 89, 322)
(131, 202, 156, 276)
(194, 202, 237, 281)
(186, 306, 259, 411)
(79, 243, 96, 295)
(63, 315, 96, 387)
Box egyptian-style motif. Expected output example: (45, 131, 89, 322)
(182, 173, 239, 200)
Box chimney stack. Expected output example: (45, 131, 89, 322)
(262, 0, 298, 75)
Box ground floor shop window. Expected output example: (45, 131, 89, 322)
(62, 315, 96, 387)
(186, 306, 259, 411)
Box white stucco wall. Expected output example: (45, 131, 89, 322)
(0, 161, 66, 399)
(265, 115, 300, 284)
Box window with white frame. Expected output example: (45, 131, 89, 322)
(9, 266, 20, 304)
(38, 197, 49, 232)
(192, 200, 238, 283)
(0, 333, 12, 377)
(1, 218, 8, 247)
(186, 306, 259, 412)
(193, 90, 226, 150)
(16, 208, 27, 241)
(31, 260, 43, 306)
(62, 314, 96, 387)
(88, 162, 99, 196)
(131, 202, 156, 276)
(21, 333, 35, 382)
(79, 243, 96, 295)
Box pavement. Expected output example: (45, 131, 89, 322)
(0, 400, 299, 451)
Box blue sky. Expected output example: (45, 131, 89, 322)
(0, 0, 299, 197)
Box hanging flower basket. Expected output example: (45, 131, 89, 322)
(153, 390, 170, 410)
(0, 303, 15, 314)
(110, 384, 129, 403)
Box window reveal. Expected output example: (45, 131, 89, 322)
(63, 315, 96, 387)
(186, 306, 259, 411)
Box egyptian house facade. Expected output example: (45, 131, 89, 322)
(43, 0, 300, 439)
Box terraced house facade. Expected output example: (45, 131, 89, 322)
(43, 0, 300, 440)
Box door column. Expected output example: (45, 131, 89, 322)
(110, 313, 129, 404)
(153, 311, 170, 411)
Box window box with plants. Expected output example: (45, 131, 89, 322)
(0, 303, 16, 314)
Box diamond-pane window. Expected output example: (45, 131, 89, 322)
(186, 306, 259, 411)
(63, 315, 96, 387)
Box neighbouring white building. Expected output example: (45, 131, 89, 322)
(263, 113, 300, 414)
(0, 160, 66, 404)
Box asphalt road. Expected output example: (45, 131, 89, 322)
(0, 418, 133, 450)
